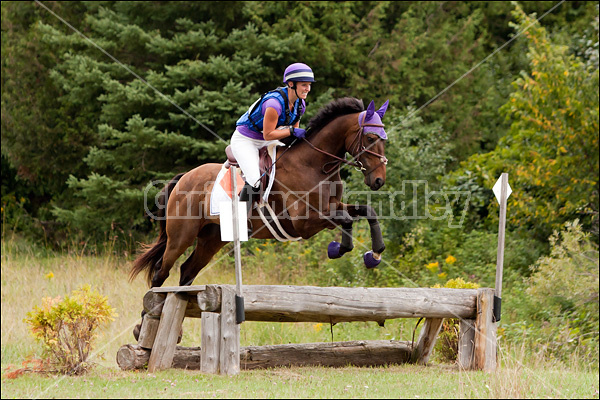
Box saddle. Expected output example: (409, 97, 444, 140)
(223, 145, 301, 242)
(224, 145, 272, 193)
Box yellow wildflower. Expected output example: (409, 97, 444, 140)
(438, 272, 447, 279)
(45, 272, 54, 279)
(425, 262, 439, 272)
(313, 323, 323, 332)
(445, 255, 456, 264)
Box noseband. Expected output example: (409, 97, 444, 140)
(303, 112, 388, 175)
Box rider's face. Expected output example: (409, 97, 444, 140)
(293, 82, 311, 99)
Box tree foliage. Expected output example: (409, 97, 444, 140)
(447, 4, 599, 241)
(2, 1, 598, 250)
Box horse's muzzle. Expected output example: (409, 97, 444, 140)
(370, 177, 385, 191)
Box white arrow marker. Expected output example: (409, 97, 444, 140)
(493, 175, 512, 204)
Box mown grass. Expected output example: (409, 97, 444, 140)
(1, 235, 599, 399)
(3, 363, 599, 399)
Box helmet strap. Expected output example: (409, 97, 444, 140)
(287, 82, 299, 106)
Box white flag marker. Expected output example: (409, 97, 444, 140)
(493, 175, 512, 204)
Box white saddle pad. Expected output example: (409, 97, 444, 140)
(210, 142, 282, 216)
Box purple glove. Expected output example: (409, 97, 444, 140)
(291, 127, 306, 139)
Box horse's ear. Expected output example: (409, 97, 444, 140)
(376, 100, 389, 118)
(365, 100, 376, 120)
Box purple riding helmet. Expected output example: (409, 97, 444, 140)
(358, 100, 389, 140)
(283, 63, 316, 83)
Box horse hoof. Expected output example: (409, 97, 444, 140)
(327, 241, 343, 259)
(363, 251, 381, 269)
(133, 324, 141, 341)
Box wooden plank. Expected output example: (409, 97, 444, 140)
(410, 318, 444, 364)
(117, 341, 413, 371)
(458, 318, 476, 370)
(219, 286, 240, 375)
(152, 285, 206, 294)
(200, 312, 220, 374)
(147, 292, 189, 372)
(474, 288, 497, 371)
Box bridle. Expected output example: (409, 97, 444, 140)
(302, 112, 388, 175)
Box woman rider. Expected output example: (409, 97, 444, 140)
(231, 62, 314, 233)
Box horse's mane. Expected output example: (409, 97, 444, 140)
(306, 97, 364, 135)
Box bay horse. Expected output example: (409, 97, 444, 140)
(130, 97, 389, 291)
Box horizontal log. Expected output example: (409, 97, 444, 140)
(241, 340, 413, 369)
(239, 285, 478, 322)
(117, 340, 413, 371)
(146, 285, 479, 323)
(143, 292, 166, 316)
(117, 344, 201, 370)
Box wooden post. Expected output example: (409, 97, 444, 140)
(200, 312, 221, 374)
(137, 314, 161, 349)
(230, 166, 245, 324)
(458, 318, 476, 369)
(148, 292, 189, 372)
(474, 288, 497, 372)
(137, 291, 166, 349)
(411, 318, 444, 364)
(495, 173, 508, 311)
(219, 285, 240, 375)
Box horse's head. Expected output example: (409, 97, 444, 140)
(353, 100, 389, 191)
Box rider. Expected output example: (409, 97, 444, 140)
(231, 62, 314, 233)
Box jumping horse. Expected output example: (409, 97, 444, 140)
(130, 97, 389, 294)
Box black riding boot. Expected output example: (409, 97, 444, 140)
(239, 182, 260, 235)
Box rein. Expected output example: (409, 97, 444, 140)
(303, 113, 388, 175)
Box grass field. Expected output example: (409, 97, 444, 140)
(1, 236, 598, 399)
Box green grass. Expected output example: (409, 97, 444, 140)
(2, 363, 599, 399)
(1, 236, 599, 399)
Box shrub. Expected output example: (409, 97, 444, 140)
(432, 278, 480, 363)
(523, 220, 599, 364)
(24, 285, 116, 375)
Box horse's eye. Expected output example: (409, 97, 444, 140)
(366, 136, 375, 144)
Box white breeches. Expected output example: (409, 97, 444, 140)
(230, 130, 279, 188)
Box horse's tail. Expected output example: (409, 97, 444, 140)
(130, 173, 185, 286)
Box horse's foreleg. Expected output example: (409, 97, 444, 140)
(345, 204, 385, 268)
(346, 204, 385, 253)
(327, 209, 355, 259)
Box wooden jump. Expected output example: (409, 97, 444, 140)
(117, 284, 497, 374)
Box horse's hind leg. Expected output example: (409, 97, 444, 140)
(179, 224, 226, 286)
(150, 231, 197, 288)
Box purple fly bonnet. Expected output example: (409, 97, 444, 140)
(358, 100, 389, 139)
